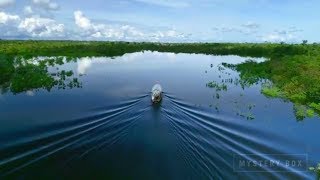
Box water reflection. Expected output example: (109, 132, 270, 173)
(77, 57, 92, 75)
(0, 51, 319, 179)
(0, 55, 81, 95)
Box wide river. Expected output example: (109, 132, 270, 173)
(0, 51, 319, 179)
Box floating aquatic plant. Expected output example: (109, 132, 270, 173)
(309, 163, 320, 179)
(206, 81, 227, 91)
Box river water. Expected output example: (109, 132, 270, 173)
(0, 51, 319, 179)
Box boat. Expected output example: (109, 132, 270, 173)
(151, 84, 162, 103)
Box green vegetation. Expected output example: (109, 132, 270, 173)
(206, 81, 227, 91)
(306, 109, 315, 118)
(0, 40, 308, 58)
(293, 105, 307, 121)
(0, 40, 319, 120)
(221, 44, 320, 120)
(309, 163, 320, 179)
(0, 55, 81, 94)
(261, 85, 282, 98)
(310, 103, 320, 112)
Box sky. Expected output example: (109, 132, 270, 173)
(0, 0, 319, 42)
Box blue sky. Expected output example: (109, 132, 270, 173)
(0, 0, 318, 42)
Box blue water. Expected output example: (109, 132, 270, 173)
(0, 51, 319, 179)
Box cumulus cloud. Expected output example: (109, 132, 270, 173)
(24, 6, 33, 14)
(150, 29, 186, 40)
(0, 0, 15, 8)
(18, 17, 64, 37)
(262, 33, 287, 42)
(74, 10, 144, 40)
(73, 10, 187, 41)
(74, 11, 91, 29)
(1, 9, 188, 41)
(0, 11, 19, 24)
(0, 11, 20, 37)
(0, 11, 66, 39)
(261, 28, 303, 42)
(32, 0, 59, 11)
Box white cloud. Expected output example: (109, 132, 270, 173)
(0, 0, 15, 8)
(1, 9, 188, 41)
(18, 17, 64, 37)
(73, 10, 187, 41)
(151, 29, 185, 40)
(32, 0, 59, 11)
(241, 21, 260, 29)
(74, 10, 126, 39)
(0, 11, 66, 39)
(261, 30, 299, 42)
(262, 33, 286, 42)
(74, 10, 91, 29)
(260, 27, 304, 42)
(91, 31, 102, 38)
(0, 11, 19, 24)
(24, 6, 33, 14)
(0, 13, 20, 37)
(134, 0, 190, 8)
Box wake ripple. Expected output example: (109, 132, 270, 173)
(0, 94, 150, 177)
(162, 93, 310, 179)
(0, 92, 312, 179)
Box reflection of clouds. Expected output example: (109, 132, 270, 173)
(76, 51, 178, 74)
(119, 51, 177, 63)
(74, 52, 265, 75)
(166, 53, 176, 60)
(26, 90, 35, 96)
(77, 57, 92, 75)
(120, 52, 143, 62)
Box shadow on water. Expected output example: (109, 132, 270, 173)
(0, 92, 311, 179)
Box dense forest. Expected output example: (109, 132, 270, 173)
(0, 40, 311, 57)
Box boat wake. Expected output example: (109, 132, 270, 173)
(0, 93, 312, 179)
